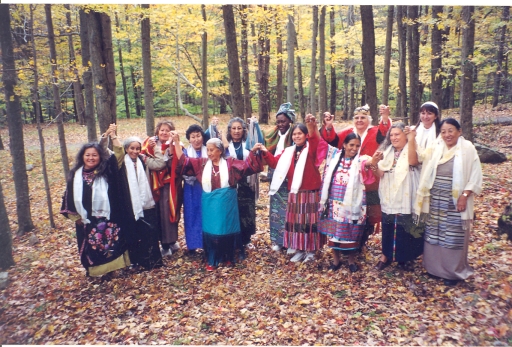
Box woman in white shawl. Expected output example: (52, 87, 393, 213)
(372, 122, 423, 272)
(414, 118, 482, 286)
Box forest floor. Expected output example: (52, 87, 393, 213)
(1, 105, 512, 345)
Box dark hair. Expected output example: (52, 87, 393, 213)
(416, 103, 441, 136)
(339, 132, 362, 160)
(226, 117, 247, 142)
(185, 124, 205, 141)
(68, 142, 111, 182)
(291, 123, 308, 136)
(439, 118, 461, 131)
(154, 120, 175, 136)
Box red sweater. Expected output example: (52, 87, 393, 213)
(263, 132, 322, 191)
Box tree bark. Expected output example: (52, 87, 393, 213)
(431, 6, 444, 115)
(492, 6, 509, 107)
(329, 7, 337, 115)
(141, 4, 154, 135)
(360, 5, 378, 125)
(286, 13, 296, 107)
(309, 5, 319, 116)
(407, 6, 420, 124)
(45, 4, 70, 178)
(239, 5, 252, 120)
(297, 56, 305, 122)
(256, 5, 270, 124)
(79, 9, 97, 142)
(222, 5, 244, 119)
(126, 33, 142, 118)
(275, 13, 283, 109)
(115, 12, 130, 119)
(201, 4, 209, 128)
(318, 6, 327, 117)
(382, 5, 394, 105)
(30, 5, 54, 228)
(0, 4, 34, 235)
(460, 6, 475, 142)
(0, 178, 14, 269)
(396, 5, 408, 120)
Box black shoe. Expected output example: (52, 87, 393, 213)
(443, 279, 459, 286)
(375, 260, 391, 271)
(348, 263, 359, 273)
(328, 262, 342, 271)
(398, 261, 415, 272)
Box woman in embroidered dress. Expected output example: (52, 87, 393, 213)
(372, 122, 423, 271)
(321, 105, 391, 250)
(141, 120, 183, 257)
(264, 102, 295, 251)
(182, 124, 208, 254)
(221, 116, 264, 258)
(317, 132, 377, 272)
(60, 142, 130, 279)
(414, 118, 482, 286)
(174, 136, 263, 270)
(260, 114, 326, 263)
(101, 124, 164, 271)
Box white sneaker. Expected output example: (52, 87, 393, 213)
(303, 252, 315, 263)
(161, 248, 172, 257)
(286, 248, 297, 255)
(170, 243, 180, 252)
(290, 251, 305, 262)
(271, 244, 281, 252)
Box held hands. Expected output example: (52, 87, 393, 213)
(322, 112, 334, 129)
(372, 150, 384, 166)
(211, 116, 219, 126)
(379, 105, 390, 122)
(252, 143, 268, 153)
(305, 114, 316, 125)
(404, 126, 416, 141)
(170, 131, 180, 145)
(248, 116, 258, 124)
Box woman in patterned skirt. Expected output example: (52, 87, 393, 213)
(414, 118, 482, 286)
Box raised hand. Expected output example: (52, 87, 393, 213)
(322, 112, 334, 129)
(379, 105, 390, 123)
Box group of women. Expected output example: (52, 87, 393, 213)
(61, 101, 482, 286)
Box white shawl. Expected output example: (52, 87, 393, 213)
(415, 122, 437, 151)
(73, 166, 110, 224)
(275, 128, 290, 156)
(228, 141, 249, 160)
(269, 143, 309, 195)
(124, 154, 155, 220)
(378, 144, 410, 209)
(202, 157, 229, 193)
(184, 145, 207, 186)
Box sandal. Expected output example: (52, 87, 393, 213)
(375, 260, 391, 271)
(328, 262, 342, 271)
(348, 263, 359, 273)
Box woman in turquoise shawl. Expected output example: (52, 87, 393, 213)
(173, 134, 263, 270)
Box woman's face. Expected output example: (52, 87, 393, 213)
(189, 131, 203, 151)
(158, 124, 173, 142)
(206, 143, 222, 162)
(126, 142, 141, 160)
(292, 127, 307, 147)
(390, 128, 407, 150)
(420, 109, 437, 129)
(83, 148, 100, 170)
(229, 121, 244, 142)
(440, 123, 462, 149)
(343, 138, 361, 158)
(353, 113, 370, 132)
(276, 114, 291, 134)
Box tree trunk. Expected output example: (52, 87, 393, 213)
(141, 4, 154, 135)
(343, 59, 349, 119)
(492, 6, 509, 107)
(431, 6, 444, 115)
(79, 9, 97, 142)
(360, 5, 378, 125)
(201, 4, 209, 127)
(382, 5, 394, 105)
(460, 6, 475, 142)
(286, 13, 296, 107)
(396, 5, 408, 120)
(407, 6, 420, 124)
(30, 5, 55, 228)
(115, 12, 130, 119)
(126, 33, 142, 118)
(45, 4, 70, 178)
(350, 60, 355, 118)
(309, 5, 319, 116)
(329, 8, 337, 115)
(239, 5, 252, 120)
(0, 178, 14, 269)
(256, 5, 270, 124)
(318, 5, 327, 117)
(297, 56, 305, 121)
(275, 13, 283, 109)
(0, 4, 34, 235)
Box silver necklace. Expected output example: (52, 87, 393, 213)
(233, 142, 242, 150)
(212, 167, 220, 176)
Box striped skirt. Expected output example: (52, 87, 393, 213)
(284, 190, 326, 251)
(269, 181, 289, 247)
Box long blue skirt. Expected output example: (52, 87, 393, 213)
(183, 180, 204, 250)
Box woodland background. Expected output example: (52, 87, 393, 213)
(0, 4, 511, 345)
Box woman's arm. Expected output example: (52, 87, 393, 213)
(406, 128, 419, 166)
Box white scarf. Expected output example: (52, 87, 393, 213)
(73, 166, 110, 224)
(275, 128, 290, 155)
(228, 141, 249, 160)
(202, 157, 229, 193)
(320, 148, 367, 220)
(124, 154, 155, 220)
(269, 143, 309, 195)
(378, 144, 410, 207)
(184, 144, 207, 185)
(415, 123, 437, 151)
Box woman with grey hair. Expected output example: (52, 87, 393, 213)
(370, 122, 423, 271)
(106, 124, 165, 270)
(173, 135, 264, 271)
